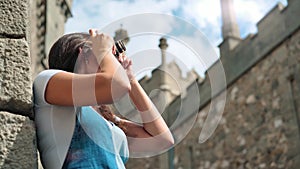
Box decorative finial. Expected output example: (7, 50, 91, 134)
(159, 37, 168, 50)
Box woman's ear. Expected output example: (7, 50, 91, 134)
(78, 47, 89, 65)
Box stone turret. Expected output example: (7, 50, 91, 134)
(159, 37, 169, 90)
(113, 24, 130, 44)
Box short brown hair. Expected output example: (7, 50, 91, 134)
(48, 33, 90, 72)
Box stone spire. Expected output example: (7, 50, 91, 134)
(158, 37, 171, 169)
(113, 24, 130, 44)
(220, 0, 240, 39)
(158, 37, 171, 103)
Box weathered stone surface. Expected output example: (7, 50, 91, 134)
(246, 94, 256, 105)
(0, 111, 37, 168)
(0, 38, 32, 117)
(0, 0, 28, 36)
(127, 30, 300, 169)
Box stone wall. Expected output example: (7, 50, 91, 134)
(173, 28, 300, 169)
(0, 112, 36, 168)
(0, 0, 37, 168)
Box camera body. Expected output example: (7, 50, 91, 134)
(114, 40, 126, 58)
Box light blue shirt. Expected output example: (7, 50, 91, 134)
(34, 70, 129, 169)
(63, 106, 129, 169)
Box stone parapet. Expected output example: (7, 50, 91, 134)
(173, 0, 300, 127)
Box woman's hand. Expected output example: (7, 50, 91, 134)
(94, 105, 115, 122)
(89, 29, 115, 64)
(118, 54, 135, 81)
(93, 105, 127, 132)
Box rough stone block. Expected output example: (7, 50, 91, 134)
(0, 38, 32, 117)
(0, 0, 28, 36)
(0, 111, 37, 168)
(0, 0, 28, 37)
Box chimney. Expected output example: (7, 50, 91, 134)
(219, 0, 241, 52)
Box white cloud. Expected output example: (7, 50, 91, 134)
(178, 0, 222, 46)
(99, 13, 178, 36)
(181, 0, 221, 28)
(166, 34, 216, 77)
(177, 0, 287, 45)
(67, 0, 288, 41)
(66, 0, 180, 34)
(65, 0, 288, 77)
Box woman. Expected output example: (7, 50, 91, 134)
(33, 29, 174, 169)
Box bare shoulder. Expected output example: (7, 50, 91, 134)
(45, 71, 75, 106)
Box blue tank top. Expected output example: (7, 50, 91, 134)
(62, 106, 129, 169)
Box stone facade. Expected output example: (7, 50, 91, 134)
(172, 28, 300, 169)
(0, 0, 36, 168)
(0, 0, 72, 168)
(29, 0, 72, 78)
(126, 0, 300, 168)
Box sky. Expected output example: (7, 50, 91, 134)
(65, 0, 288, 78)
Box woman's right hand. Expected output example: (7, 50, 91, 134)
(89, 29, 115, 65)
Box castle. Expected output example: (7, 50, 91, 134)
(0, 0, 299, 168)
(124, 0, 300, 168)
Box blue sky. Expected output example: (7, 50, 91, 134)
(65, 0, 288, 78)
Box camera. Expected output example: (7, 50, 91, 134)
(114, 40, 126, 58)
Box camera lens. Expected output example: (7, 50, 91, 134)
(114, 40, 126, 57)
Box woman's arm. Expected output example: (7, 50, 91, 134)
(44, 31, 131, 106)
(125, 79, 174, 150)
(118, 56, 174, 152)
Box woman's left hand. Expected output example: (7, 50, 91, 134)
(118, 54, 135, 81)
(94, 105, 114, 121)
